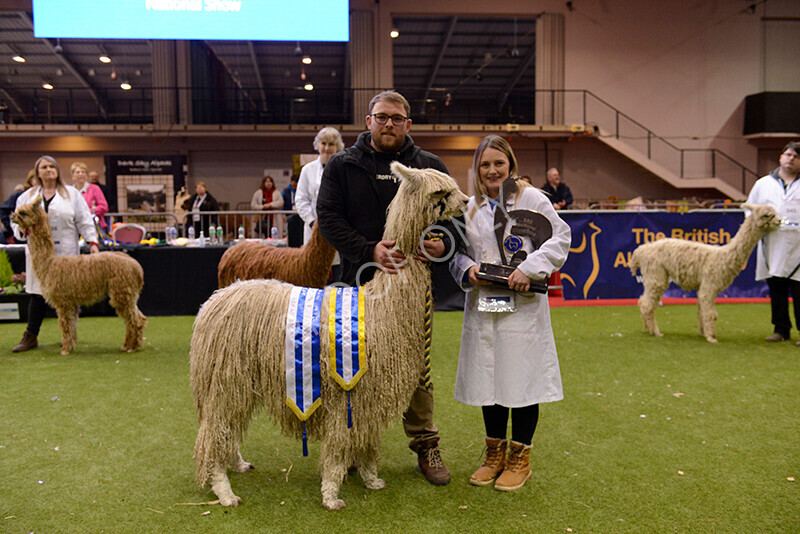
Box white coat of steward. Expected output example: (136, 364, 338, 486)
(746, 171, 800, 281)
(14, 185, 98, 295)
(449, 186, 570, 407)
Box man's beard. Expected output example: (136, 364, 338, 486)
(373, 130, 404, 153)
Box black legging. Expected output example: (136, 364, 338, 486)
(26, 294, 48, 336)
(482, 403, 540, 445)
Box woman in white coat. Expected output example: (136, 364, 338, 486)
(295, 126, 344, 278)
(449, 135, 570, 491)
(11, 156, 100, 352)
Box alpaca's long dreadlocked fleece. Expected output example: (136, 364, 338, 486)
(217, 223, 335, 288)
(630, 204, 779, 342)
(11, 197, 147, 354)
(190, 162, 468, 510)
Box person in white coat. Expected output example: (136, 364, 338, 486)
(295, 126, 344, 278)
(11, 155, 100, 352)
(746, 141, 800, 344)
(449, 135, 570, 491)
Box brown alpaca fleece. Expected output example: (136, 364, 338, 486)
(217, 223, 336, 288)
(190, 162, 468, 510)
(11, 197, 147, 354)
(630, 204, 780, 342)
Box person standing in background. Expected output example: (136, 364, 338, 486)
(745, 141, 800, 344)
(250, 175, 282, 237)
(72, 162, 109, 229)
(295, 127, 345, 244)
(542, 168, 573, 210)
(11, 156, 99, 353)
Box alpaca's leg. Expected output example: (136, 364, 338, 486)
(232, 445, 254, 473)
(319, 439, 347, 510)
(120, 306, 146, 352)
(71, 306, 79, 346)
(638, 268, 668, 337)
(194, 419, 243, 507)
(56, 305, 77, 355)
(697, 286, 719, 343)
(357, 436, 386, 490)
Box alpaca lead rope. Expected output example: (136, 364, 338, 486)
(423, 232, 442, 390)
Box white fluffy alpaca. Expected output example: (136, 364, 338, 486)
(630, 204, 780, 342)
(190, 162, 467, 510)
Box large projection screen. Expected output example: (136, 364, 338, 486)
(32, 0, 349, 41)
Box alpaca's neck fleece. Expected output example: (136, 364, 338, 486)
(26, 212, 56, 283)
(302, 225, 337, 273)
(383, 210, 428, 257)
(719, 215, 764, 263)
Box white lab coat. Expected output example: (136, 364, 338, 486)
(746, 171, 800, 281)
(12, 185, 98, 295)
(296, 157, 339, 263)
(449, 186, 570, 407)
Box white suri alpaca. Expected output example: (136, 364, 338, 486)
(630, 204, 780, 342)
(10, 196, 147, 354)
(190, 162, 467, 510)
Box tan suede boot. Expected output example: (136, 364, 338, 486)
(469, 437, 507, 486)
(494, 440, 532, 491)
(12, 330, 38, 353)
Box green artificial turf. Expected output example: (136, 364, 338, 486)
(1, 303, 798, 533)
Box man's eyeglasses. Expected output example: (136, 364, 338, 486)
(370, 113, 408, 126)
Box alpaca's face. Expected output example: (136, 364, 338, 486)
(752, 205, 781, 230)
(429, 185, 468, 223)
(10, 199, 46, 230)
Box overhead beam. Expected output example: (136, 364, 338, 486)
(422, 16, 457, 105)
(247, 41, 267, 109)
(17, 12, 107, 119)
(496, 38, 536, 113)
(203, 41, 259, 111)
(0, 87, 27, 120)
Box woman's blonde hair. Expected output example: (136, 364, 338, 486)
(471, 135, 523, 196)
(70, 161, 88, 175)
(313, 126, 344, 152)
(33, 155, 67, 197)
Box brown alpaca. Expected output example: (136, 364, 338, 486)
(11, 197, 147, 355)
(630, 204, 780, 342)
(217, 223, 336, 288)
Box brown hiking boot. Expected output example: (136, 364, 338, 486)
(495, 440, 532, 492)
(415, 438, 450, 486)
(470, 437, 507, 486)
(12, 330, 38, 353)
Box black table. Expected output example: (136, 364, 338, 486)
(2, 244, 465, 318)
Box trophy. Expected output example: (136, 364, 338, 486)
(475, 177, 552, 294)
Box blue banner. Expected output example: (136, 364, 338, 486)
(558, 211, 768, 300)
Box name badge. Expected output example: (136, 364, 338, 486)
(782, 199, 800, 224)
(478, 294, 516, 313)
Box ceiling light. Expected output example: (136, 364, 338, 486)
(120, 81, 132, 90)
(304, 83, 314, 91)
(302, 55, 312, 65)
(294, 42, 302, 56)
(99, 55, 111, 63)
(42, 82, 54, 90)
(390, 27, 399, 39)
(10, 45, 25, 63)
(88, 68, 96, 76)
(110, 69, 117, 80)
(55, 68, 64, 76)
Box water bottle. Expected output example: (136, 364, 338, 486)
(271, 226, 278, 240)
(238, 225, 245, 242)
(187, 225, 195, 241)
(165, 225, 173, 244)
(199, 231, 206, 247)
(169, 225, 178, 244)
(216, 225, 224, 245)
(208, 223, 216, 245)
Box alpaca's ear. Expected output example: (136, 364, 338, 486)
(31, 194, 42, 206)
(390, 161, 418, 187)
(740, 203, 753, 211)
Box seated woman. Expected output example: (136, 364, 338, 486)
(250, 175, 282, 237)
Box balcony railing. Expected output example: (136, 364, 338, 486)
(1, 87, 756, 194)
